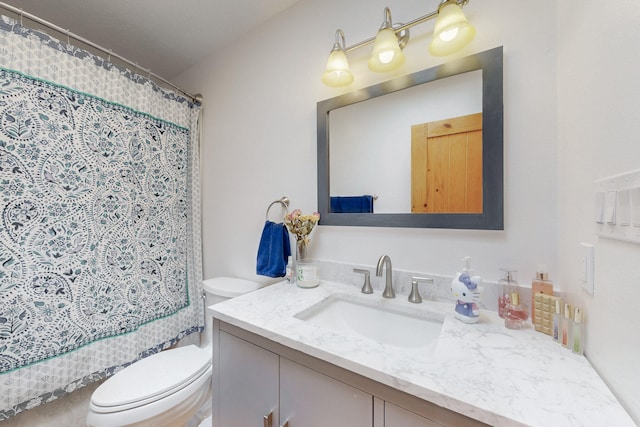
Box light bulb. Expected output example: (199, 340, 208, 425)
(378, 51, 395, 64)
(368, 27, 404, 72)
(429, 2, 476, 57)
(438, 27, 459, 42)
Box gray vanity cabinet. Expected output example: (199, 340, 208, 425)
(385, 403, 442, 427)
(217, 330, 280, 426)
(213, 320, 489, 427)
(216, 329, 372, 427)
(280, 356, 373, 427)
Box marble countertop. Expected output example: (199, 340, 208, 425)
(209, 280, 634, 427)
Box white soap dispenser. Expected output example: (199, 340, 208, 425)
(450, 257, 483, 324)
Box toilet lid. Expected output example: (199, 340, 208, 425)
(91, 345, 211, 409)
(202, 277, 263, 298)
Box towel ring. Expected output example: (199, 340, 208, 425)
(265, 196, 290, 221)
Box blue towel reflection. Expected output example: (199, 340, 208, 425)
(330, 195, 374, 213)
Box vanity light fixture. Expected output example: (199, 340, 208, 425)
(321, 0, 475, 87)
(368, 8, 406, 73)
(430, 0, 476, 56)
(321, 30, 354, 87)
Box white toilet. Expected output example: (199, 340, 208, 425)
(86, 277, 263, 427)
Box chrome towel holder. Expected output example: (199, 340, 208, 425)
(265, 196, 290, 221)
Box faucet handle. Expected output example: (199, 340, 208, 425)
(354, 268, 373, 294)
(409, 276, 434, 304)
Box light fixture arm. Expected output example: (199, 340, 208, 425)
(379, 7, 393, 31)
(343, 0, 470, 53)
(331, 29, 347, 53)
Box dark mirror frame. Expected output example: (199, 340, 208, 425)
(317, 46, 503, 229)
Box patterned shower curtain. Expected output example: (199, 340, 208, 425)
(0, 15, 203, 419)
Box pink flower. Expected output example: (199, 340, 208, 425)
(284, 209, 320, 247)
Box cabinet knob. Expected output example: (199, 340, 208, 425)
(263, 412, 273, 427)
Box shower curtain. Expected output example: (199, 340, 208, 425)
(0, 15, 203, 419)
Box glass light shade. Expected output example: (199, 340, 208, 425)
(368, 27, 405, 72)
(322, 50, 353, 87)
(429, 2, 476, 57)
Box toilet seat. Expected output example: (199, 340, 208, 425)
(203, 276, 264, 298)
(90, 345, 211, 413)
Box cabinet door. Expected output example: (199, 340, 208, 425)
(385, 402, 441, 427)
(280, 357, 373, 427)
(217, 331, 280, 427)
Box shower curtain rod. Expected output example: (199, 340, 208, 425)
(0, 1, 202, 103)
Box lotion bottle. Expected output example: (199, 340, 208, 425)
(531, 265, 554, 332)
(552, 298, 562, 343)
(562, 303, 573, 348)
(572, 307, 584, 355)
(285, 256, 294, 283)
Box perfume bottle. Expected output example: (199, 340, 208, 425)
(572, 307, 584, 355)
(505, 292, 529, 329)
(562, 303, 573, 348)
(552, 298, 562, 343)
(498, 269, 517, 318)
(531, 266, 554, 333)
(285, 256, 294, 283)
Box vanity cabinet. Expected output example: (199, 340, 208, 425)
(216, 330, 372, 427)
(217, 330, 279, 427)
(280, 356, 373, 426)
(213, 320, 488, 427)
(385, 403, 442, 427)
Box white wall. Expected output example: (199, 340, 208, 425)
(176, 0, 640, 422)
(178, 0, 558, 285)
(556, 0, 640, 421)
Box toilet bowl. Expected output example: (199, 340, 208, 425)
(86, 277, 263, 427)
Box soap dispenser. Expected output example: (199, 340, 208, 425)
(450, 257, 482, 324)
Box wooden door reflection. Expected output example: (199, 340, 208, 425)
(411, 113, 482, 213)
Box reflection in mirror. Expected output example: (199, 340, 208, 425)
(411, 112, 483, 213)
(317, 46, 503, 229)
(329, 71, 482, 214)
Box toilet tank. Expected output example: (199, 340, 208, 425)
(202, 277, 263, 347)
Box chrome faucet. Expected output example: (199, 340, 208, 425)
(376, 255, 395, 298)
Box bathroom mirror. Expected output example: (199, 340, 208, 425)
(317, 46, 503, 229)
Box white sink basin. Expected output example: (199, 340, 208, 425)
(294, 293, 444, 350)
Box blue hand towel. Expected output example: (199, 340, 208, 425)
(256, 221, 291, 278)
(330, 195, 374, 213)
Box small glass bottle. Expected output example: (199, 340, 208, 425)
(562, 303, 573, 348)
(285, 256, 294, 283)
(552, 298, 562, 343)
(498, 269, 517, 319)
(572, 307, 584, 355)
(505, 292, 529, 329)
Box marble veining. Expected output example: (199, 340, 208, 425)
(209, 279, 634, 427)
